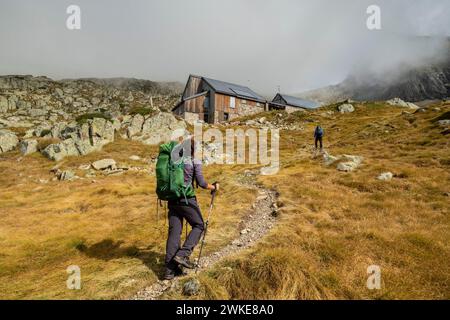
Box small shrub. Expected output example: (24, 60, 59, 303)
(129, 105, 155, 117)
(39, 129, 52, 137)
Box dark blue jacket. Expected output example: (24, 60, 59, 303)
(314, 126, 324, 138)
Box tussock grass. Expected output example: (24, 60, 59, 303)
(1, 102, 449, 299)
(190, 102, 450, 300)
(0, 139, 254, 299)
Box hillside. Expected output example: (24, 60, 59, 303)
(300, 39, 450, 103)
(1, 93, 449, 299)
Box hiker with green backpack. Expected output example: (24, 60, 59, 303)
(156, 138, 219, 280)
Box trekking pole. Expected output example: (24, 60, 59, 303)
(195, 182, 217, 273)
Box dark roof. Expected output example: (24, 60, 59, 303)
(274, 93, 319, 109)
(202, 76, 266, 102)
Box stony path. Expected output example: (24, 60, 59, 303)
(132, 180, 278, 300)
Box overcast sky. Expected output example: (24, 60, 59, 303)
(0, 0, 449, 95)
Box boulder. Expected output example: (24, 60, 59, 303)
(42, 138, 79, 161)
(336, 155, 363, 172)
(127, 114, 145, 138)
(0, 96, 8, 113)
(19, 139, 38, 155)
(28, 109, 47, 117)
(0, 129, 19, 153)
(54, 88, 64, 99)
(131, 112, 186, 145)
(323, 151, 340, 166)
(90, 117, 115, 147)
(42, 118, 115, 161)
(386, 98, 419, 110)
(92, 159, 116, 171)
(338, 103, 355, 113)
(129, 155, 141, 161)
(8, 95, 18, 110)
(377, 172, 393, 181)
(58, 170, 75, 181)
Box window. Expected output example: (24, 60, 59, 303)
(223, 112, 229, 121)
(204, 113, 209, 122)
(230, 97, 235, 109)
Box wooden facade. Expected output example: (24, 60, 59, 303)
(172, 75, 266, 124)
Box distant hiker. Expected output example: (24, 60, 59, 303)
(314, 125, 324, 150)
(156, 138, 219, 280)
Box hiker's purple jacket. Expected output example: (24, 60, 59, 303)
(184, 159, 208, 189)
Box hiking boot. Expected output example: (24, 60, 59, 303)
(164, 268, 176, 280)
(173, 255, 195, 269)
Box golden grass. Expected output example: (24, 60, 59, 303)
(188, 102, 450, 300)
(1, 102, 449, 299)
(0, 139, 255, 299)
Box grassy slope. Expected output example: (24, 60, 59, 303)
(0, 139, 256, 299)
(166, 102, 450, 300)
(1, 102, 449, 299)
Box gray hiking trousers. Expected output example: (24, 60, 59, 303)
(165, 197, 205, 269)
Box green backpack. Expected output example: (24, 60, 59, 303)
(155, 141, 196, 201)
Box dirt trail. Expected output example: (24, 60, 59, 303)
(132, 174, 278, 300)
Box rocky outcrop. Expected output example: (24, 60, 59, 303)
(42, 118, 115, 161)
(128, 112, 186, 145)
(323, 152, 363, 172)
(336, 155, 364, 172)
(0, 130, 19, 153)
(126, 114, 145, 138)
(19, 139, 38, 155)
(377, 172, 393, 181)
(0, 96, 8, 113)
(386, 98, 419, 109)
(92, 159, 116, 170)
(338, 103, 355, 113)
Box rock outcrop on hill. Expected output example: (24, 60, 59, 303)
(0, 75, 186, 160)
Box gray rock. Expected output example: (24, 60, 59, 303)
(58, 170, 75, 181)
(42, 118, 115, 161)
(377, 172, 393, 181)
(8, 95, 18, 110)
(338, 103, 355, 113)
(78, 164, 91, 170)
(0, 129, 19, 153)
(29, 109, 47, 117)
(183, 279, 201, 296)
(129, 155, 141, 161)
(437, 119, 450, 127)
(19, 139, 38, 155)
(127, 114, 145, 138)
(42, 138, 79, 161)
(0, 96, 8, 113)
(336, 155, 363, 172)
(386, 98, 419, 109)
(132, 112, 186, 145)
(92, 158, 116, 170)
(323, 151, 340, 166)
(54, 88, 64, 99)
